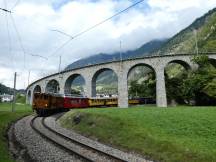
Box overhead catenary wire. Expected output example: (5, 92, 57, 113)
(10, 13, 26, 69)
(1, 0, 146, 86)
(50, 29, 73, 39)
(11, 0, 20, 11)
(4, 0, 13, 68)
(28, 53, 48, 60)
(49, 0, 145, 57)
(1, 3, 46, 88)
(10, 14, 48, 65)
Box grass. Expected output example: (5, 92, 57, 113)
(59, 106, 216, 162)
(0, 103, 32, 162)
(0, 102, 31, 112)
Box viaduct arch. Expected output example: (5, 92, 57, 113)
(26, 53, 216, 107)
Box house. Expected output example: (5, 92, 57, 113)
(0, 94, 13, 102)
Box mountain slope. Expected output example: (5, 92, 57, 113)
(63, 7, 216, 86)
(65, 7, 216, 71)
(0, 83, 14, 95)
(157, 8, 216, 55)
(65, 39, 167, 70)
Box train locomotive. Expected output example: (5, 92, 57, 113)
(32, 93, 155, 116)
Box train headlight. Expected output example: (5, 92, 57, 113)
(45, 104, 48, 107)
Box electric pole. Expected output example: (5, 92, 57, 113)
(120, 40, 122, 62)
(58, 55, 62, 73)
(194, 29, 199, 55)
(28, 70, 31, 86)
(119, 40, 123, 71)
(12, 72, 17, 112)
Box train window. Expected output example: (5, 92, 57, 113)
(44, 95, 48, 100)
(71, 100, 78, 104)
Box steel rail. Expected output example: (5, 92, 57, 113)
(30, 116, 125, 162)
(30, 116, 93, 162)
(41, 117, 126, 162)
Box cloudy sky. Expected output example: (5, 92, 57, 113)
(0, 0, 216, 89)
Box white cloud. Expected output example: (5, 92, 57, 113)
(0, 0, 215, 89)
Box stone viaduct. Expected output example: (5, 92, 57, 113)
(26, 53, 216, 108)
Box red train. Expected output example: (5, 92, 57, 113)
(32, 93, 155, 116)
(33, 93, 89, 116)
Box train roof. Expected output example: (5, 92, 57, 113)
(34, 92, 87, 98)
(89, 97, 118, 99)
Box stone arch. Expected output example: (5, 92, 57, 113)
(45, 79, 60, 93)
(92, 68, 118, 97)
(127, 63, 156, 104)
(127, 63, 156, 78)
(64, 74, 86, 95)
(165, 60, 191, 71)
(164, 59, 191, 105)
(33, 85, 41, 94)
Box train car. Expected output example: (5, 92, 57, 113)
(128, 98, 140, 105)
(88, 98, 106, 107)
(63, 95, 89, 108)
(105, 98, 118, 107)
(139, 97, 156, 104)
(33, 93, 64, 116)
(33, 93, 88, 116)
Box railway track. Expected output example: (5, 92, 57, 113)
(30, 116, 127, 162)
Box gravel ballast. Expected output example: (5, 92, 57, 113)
(9, 114, 153, 162)
(10, 115, 84, 162)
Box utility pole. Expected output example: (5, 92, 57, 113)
(119, 40, 123, 72)
(58, 55, 63, 79)
(58, 55, 62, 73)
(27, 70, 30, 86)
(120, 40, 122, 62)
(12, 72, 17, 112)
(194, 29, 199, 55)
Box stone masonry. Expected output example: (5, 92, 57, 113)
(26, 53, 216, 108)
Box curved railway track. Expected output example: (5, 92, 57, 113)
(30, 116, 126, 162)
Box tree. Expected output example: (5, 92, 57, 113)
(165, 71, 188, 104)
(71, 89, 81, 95)
(182, 55, 216, 105)
(128, 73, 156, 98)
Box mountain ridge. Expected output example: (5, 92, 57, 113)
(156, 7, 216, 55)
(65, 7, 216, 71)
(65, 39, 167, 70)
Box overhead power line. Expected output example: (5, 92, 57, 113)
(11, 0, 20, 10)
(10, 14, 48, 67)
(10, 13, 27, 69)
(4, 0, 12, 61)
(49, 0, 145, 57)
(50, 29, 73, 39)
(28, 53, 48, 60)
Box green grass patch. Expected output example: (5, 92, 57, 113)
(0, 103, 32, 162)
(59, 106, 216, 162)
(0, 103, 31, 112)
